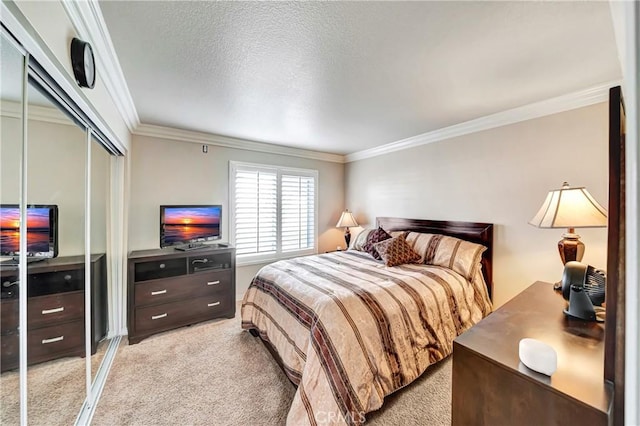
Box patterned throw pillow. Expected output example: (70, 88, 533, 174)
(373, 235, 421, 267)
(405, 232, 486, 280)
(362, 227, 391, 260)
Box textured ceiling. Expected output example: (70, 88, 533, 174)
(100, 1, 620, 155)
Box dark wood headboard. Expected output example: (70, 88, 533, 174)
(376, 217, 494, 299)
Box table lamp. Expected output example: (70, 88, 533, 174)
(336, 209, 358, 249)
(529, 182, 607, 265)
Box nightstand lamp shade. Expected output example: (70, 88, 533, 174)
(529, 182, 607, 264)
(336, 210, 358, 248)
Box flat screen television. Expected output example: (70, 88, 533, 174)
(160, 205, 222, 249)
(0, 204, 59, 259)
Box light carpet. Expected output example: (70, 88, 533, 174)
(93, 305, 452, 425)
(0, 340, 108, 426)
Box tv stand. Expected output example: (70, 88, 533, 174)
(1, 257, 48, 267)
(173, 242, 207, 251)
(0, 254, 107, 372)
(127, 245, 236, 344)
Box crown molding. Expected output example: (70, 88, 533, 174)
(2, 99, 344, 163)
(1, 100, 75, 127)
(62, 0, 140, 132)
(1, 101, 22, 120)
(32, 1, 624, 165)
(346, 80, 622, 163)
(134, 124, 346, 163)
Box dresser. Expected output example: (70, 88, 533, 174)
(127, 245, 236, 344)
(452, 281, 612, 425)
(0, 254, 107, 372)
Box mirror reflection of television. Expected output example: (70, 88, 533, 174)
(160, 205, 221, 248)
(0, 204, 59, 259)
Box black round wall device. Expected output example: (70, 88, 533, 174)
(70, 38, 96, 89)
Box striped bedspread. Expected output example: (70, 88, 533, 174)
(241, 250, 492, 425)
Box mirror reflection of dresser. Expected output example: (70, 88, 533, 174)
(0, 255, 107, 372)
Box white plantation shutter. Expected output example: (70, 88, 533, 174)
(281, 174, 315, 252)
(233, 167, 277, 256)
(230, 162, 317, 264)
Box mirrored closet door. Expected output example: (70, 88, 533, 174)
(90, 134, 111, 390)
(0, 31, 25, 426)
(0, 25, 121, 425)
(25, 80, 89, 425)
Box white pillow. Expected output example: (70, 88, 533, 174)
(349, 228, 373, 251)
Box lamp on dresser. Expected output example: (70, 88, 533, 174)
(529, 182, 607, 267)
(336, 209, 358, 249)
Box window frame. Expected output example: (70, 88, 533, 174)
(229, 161, 318, 266)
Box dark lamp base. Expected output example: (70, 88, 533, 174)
(557, 233, 585, 264)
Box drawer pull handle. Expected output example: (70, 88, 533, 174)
(64, 274, 72, 281)
(159, 263, 166, 269)
(208, 301, 221, 307)
(207, 280, 220, 286)
(42, 336, 64, 344)
(42, 307, 64, 315)
(151, 313, 168, 320)
(151, 290, 167, 296)
(2, 280, 19, 288)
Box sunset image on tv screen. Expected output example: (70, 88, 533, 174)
(162, 206, 221, 245)
(0, 207, 51, 254)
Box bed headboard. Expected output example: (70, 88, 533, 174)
(376, 217, 494, 300)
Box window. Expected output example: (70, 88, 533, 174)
(230, 161, 318, 265)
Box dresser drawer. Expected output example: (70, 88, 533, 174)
(1, 270, 19, 299)
(27, 268, 84, 297)
(135, 294, 233, 335)
(134, 270, 232, 306)
(1, 299, 19, 332)
(28, 291, 84, 329)
(188, 252, 232, 274)
(28, 319, 84, 361)
(0, 267, 85, 298)
(1, 316, 85, 373)
(134, 258, 187, 282)
(0, 331, 18, 371)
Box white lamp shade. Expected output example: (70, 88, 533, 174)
(529, 183, 607, 229)
(336, 210, 358, 228)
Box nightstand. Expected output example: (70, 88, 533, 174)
(452, 281, 612, 425)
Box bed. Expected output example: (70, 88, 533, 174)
(241, 217, 493, 425)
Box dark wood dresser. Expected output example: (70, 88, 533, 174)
(127, 245, 236, 344)
(0, 254, 107, 372)
(452, 281, 612, 425)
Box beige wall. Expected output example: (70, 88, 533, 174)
(345, 103, 609, 307)
(27, 117, 87, 256)
(128, 135, 346, 299)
